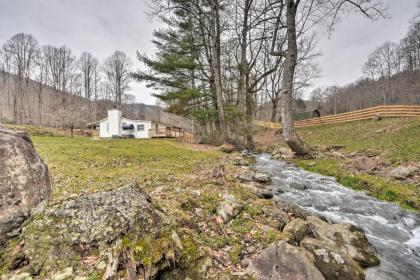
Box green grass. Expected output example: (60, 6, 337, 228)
(297, 118, 420, 164)
(31, 136, 220, 200)
(294, 158, 419, 211)
(19, 130, 284, 277)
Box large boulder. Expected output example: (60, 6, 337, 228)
(301, 238, 364, 280)
(3, 183, 182, 279)
(306, 216, 379, 266)
(0, 128, 51, 244)
(248, 241, 325, 280)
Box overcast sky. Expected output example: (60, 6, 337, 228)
(0, 0, 417, 104)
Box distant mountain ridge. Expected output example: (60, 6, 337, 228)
(0, 70, 193, 131)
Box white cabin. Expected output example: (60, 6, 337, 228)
(89, 109, 186, 139)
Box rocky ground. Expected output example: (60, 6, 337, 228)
(1, 127, 381, 279)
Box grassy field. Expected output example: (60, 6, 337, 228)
(15, 130, 283, 277)
(32, 136, 220, 200)
(292, 118, 420, 211)
(297, 118, 420, 164)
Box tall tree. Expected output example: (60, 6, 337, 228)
(42, 45, 76, 92)
(78, 52, 99, 103)
(103, 51, 132, 108)
(1, 33, 39, 122)
(363, 41, 401, 104)
(269, 0, 386, 156)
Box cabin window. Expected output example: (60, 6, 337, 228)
(137, 124, 144, 131)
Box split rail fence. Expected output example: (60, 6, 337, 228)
(255, 105, 420, 129)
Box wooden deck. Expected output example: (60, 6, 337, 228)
(149, 128, 191, 138)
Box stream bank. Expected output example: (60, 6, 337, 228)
(253, 154, 420, 280)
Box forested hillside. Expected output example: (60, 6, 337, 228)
(0, 33, 192, 130)
(310, 20, 420, 115)
(0, 71, 193, 130)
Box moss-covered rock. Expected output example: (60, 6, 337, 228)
(306, 216, 380, 267)
(248, 241, 325, 280)
(3, 183, 182, 279)
(300, 237, 364, 280)
(283, 218, 310, 245)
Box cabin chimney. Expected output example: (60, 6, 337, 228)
(108, 109, 122, 137)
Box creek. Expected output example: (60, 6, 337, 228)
(254, 154, 420, 280)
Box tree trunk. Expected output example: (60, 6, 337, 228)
(240, 0, 253, 148)
(281, 0, 313, 157)
(210, 0, 227, 137)
(270, 100, 278, 122)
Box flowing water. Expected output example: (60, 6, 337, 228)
(254, 154, 420, 280)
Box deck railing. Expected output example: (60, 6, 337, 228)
(149, 128, 190, 138)
(255, 105, 420, 129)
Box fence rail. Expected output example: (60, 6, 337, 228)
(255, 105, 420, 129)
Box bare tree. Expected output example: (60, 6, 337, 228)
(269, 0, 386, 157)
(102, 51, 132, 109)
(363, 41, 401, 104)
(42, 45, 76, 109)
(1, 33, 39, 122)
(78, 52, 99, 104)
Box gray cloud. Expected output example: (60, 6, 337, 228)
(0, 0, 417, 104)
(312, 0, 417, 95)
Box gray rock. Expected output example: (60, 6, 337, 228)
(248, 241, 325, 280)
(9, 183, 180, 279)
(52, 267, 73, 280)
(236, 172, 254, 182)
(0, 128, 52, 244)
(308, 162, 317, 167)
(218, 143, 235, 153)
(253, 173, 272, 183)
(306, 216, 380, 267)
(246, 186, 274, 199)
(389, 166, 412, 179)
(233, 157, 251, 166)
(354, 157, 378, 172)
(283, 218, 310, 244)
(262, 205, 289, 230)
(301, 237, 364, 280)
(271, 147, 294, 160)
(372, 114, 382, 121)
(285, 204, 310, 219)
(9, 272, 32, 280)
(217, 194, 243, 223)
(289, 182, 307, 190)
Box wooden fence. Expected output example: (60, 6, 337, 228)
(255, 105, 420, 129)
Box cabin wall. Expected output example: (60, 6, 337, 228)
(121, 118, 152, 138)
(99, 121, 110, 138)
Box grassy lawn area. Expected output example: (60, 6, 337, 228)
(32, 136, 220, 200)
(293, 118, 420, 211)
(11, 129, 284, 277)
(297, 118, 420, 164)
